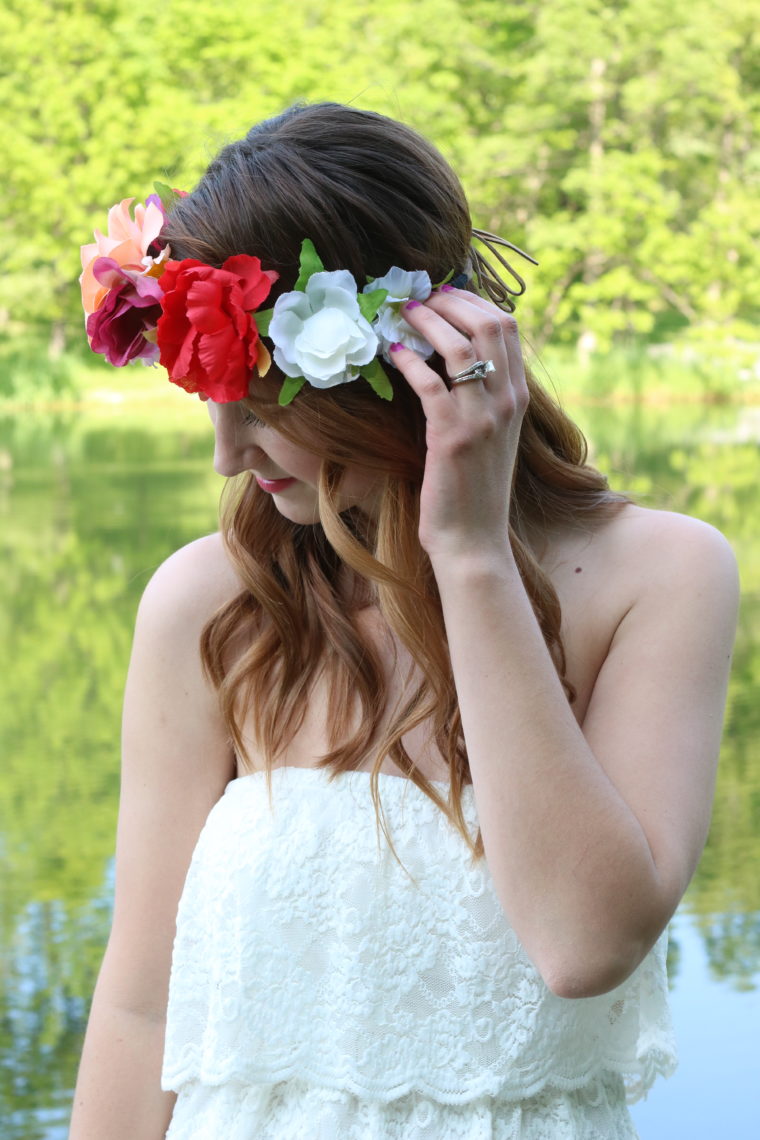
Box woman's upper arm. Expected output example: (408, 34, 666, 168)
(581, 513, 739, 921)
(104, 534, 238, 1017)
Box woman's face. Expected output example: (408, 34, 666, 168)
(207, 399, 382, 524)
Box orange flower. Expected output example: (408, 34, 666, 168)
(80, 197, 166, 317)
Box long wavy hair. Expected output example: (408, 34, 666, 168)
(163, 102, 627, 858)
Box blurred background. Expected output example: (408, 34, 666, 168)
(1, 1, 758, 1136)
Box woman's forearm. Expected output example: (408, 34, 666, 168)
(434, 549, 664, 996)
(70, 954, 176, 1140)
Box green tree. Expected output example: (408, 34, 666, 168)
(467, 0, 760, 350)
(2, 0, 758, 383)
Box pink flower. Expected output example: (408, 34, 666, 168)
(80, 197, 166, 317)
(86, 257, 164, 366)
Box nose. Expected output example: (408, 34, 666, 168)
(210, 402, 264, 477)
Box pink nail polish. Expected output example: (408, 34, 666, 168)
(389, 342, 405, 352)
(404, 299, 422, 310)
(440, 283, 456, 293)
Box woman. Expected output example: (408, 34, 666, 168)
(70, 102, 738, 1138)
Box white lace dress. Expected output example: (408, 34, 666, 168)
(162, 767, 676, 1139)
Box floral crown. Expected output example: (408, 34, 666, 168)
(80, 184, 465, 406)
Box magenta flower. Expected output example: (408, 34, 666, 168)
(86, 257, 164, 366)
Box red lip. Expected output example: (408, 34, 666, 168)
(255, 475, 297, 493)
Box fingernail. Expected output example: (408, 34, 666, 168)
(439, 284, 456, 293)
(389, 342, 405, 352)
(404, 299, 422, 310)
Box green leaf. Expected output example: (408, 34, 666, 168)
(294, 239, 325, 291)
(357, 288, 389, 323)
(359, 358, 394, 401)
(432, 269, 454, 289)
(278, 375, 307, 406)
(255, 307, 274, 336)
(153, 181, 183, 212)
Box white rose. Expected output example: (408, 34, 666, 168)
(366, 268, 434, 362)
(270, 270, 379, 389)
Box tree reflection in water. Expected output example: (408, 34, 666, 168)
(1, 402, 758, 1136)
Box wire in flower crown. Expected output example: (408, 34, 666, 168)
(80, 185, 444, 406)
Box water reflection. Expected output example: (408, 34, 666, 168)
(630, 911, 760, 1138)
(0, 400, 758, 1136)
(1, 407, 219, 1138)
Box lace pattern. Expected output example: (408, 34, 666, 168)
(162, 768, 675, 1124)
(165, 1073, 641, 1139)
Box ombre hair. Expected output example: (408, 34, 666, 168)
(163, 102, 628, 858)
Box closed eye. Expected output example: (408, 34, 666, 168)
(240, 409, 264, 427)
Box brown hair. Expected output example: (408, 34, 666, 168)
(163, 102, 627, 858)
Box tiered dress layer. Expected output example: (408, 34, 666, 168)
(162, 767, 676, 1138)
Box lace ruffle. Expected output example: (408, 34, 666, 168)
(162, 768, 676, 1107)
(165, 1074, 641, 1139)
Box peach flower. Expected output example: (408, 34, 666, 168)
(80, 197, 167, 317)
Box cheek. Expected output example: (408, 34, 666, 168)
(267, 439, 321, 484)
(338, 468, 384, 514)
(286, 453, 322, 484)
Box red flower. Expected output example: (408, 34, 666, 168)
(157, 255, 278, 402)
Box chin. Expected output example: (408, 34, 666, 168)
(271, 500, 321, 526)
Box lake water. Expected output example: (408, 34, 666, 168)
(1, 396, 758, 1138)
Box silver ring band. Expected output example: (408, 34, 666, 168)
(449, 359, 496, 386)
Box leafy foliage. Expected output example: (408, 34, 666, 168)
(0, 402, 758, 1130)
(0, 0, 758, 398)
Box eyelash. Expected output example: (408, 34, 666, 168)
(240, 410, 264, 427)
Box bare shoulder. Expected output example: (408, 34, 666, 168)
(542, 505, 738, 715)
(106, 532, 241, 1022)
(123, 531, 242, 786)
(124, 530, 240, 772)
(136, 531, 244, 636)
(546, 503, 738, 608)
(594, 504, 738, 605)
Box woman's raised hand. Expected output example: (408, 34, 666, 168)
(389, 288, 528, 565)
